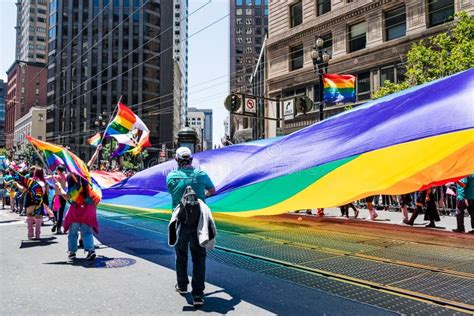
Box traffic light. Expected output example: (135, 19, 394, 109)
(296, 96, 313, 114)
(224, 94, 241, 112)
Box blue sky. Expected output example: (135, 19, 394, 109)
(0, 0, 229, 146)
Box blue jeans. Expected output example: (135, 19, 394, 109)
(68, 223, 94, 252)
(175, 225, 206, 296)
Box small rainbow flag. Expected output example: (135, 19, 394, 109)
(87, 132, 102, 147)
(323, 74, 356, 103)
(104, 102, 151, 157)
(26, 135, 91, 183)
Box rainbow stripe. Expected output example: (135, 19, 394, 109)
(87, 132, 102, 147)
(26, 135, 92, 183)
(101, 69, 474, 217)
(323, 74, 356, 103)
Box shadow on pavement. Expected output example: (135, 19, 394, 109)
(43, 256, 137, 269)
(181, 290, 241, 313)
(0, 220, 21, 224)
(19, 237, 58, 248)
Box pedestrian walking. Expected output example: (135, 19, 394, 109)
(51, 165, 67, 234)
(365, 196, 378, 220)
(0, 170, 6, 209)
(400, 193, 412, 223)
(406, 189, 428, 226)
(453, 174, 474, 233)
(13, 168, 44, 239)
(167, 147, 216, 307)
(55, 148, 101, 262)
(424, 187, 440, 228)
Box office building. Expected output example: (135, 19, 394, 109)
(46, 0, 187, 159)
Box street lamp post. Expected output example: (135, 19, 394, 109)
(94, 111, 107, 169)
(311, 37, 330, 121)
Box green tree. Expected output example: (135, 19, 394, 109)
(100, 139, 149, 170)
(373, 12, 474, 99)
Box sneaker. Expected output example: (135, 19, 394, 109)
(86, 251, 96, 261)
(468, 230, 474, 234)
(68, 252, 76, 262)
(51, 225, 57, 233)
(193, 296, 204, 307)
(452, 228, 465, 233)
(175, 284, 187, 295)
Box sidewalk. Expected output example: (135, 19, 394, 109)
(290, 206, 472, 235)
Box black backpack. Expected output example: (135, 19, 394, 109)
(177, 174, 201, 227)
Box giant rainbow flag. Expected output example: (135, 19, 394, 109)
(102, 69, 474, 217)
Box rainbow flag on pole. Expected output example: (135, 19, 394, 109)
(323, 74, 356, 103)
(104, 102, 151, 157)
(26, 135, 91, 182)
(87, 132, 102, 147)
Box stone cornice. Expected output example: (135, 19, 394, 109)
(267, 0, 396, 49)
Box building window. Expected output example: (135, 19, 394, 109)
(237, 37, 243, 43)
(380, 66, 395, 86)
(236, 18, 243, 25)
(245, 18, 252, 25)
(290, 44, 304, 71)
(246, 46, 253, 53)
(321, 33, 332, 58)
(236, 0, 243, 5)
(236, 9, 243, 15)
(427, 0, 454, 27)
(236, 27, 243, 35)
(349, 21, 367, 52)
(246, 8, 252, 15)
(290, 2, 303, 28)
(384, 6, 406, 41)
(357, 72, 371, 101)
(316, 0, 331, 16)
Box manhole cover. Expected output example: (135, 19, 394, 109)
(94, 257, 136, 268)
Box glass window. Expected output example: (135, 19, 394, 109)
(255, 0, 261, 4)
(245, 37, 252, 44)
(246, 0, 252, 4)
(349, 21, 366, 52)
(236, 27, 243, 34)
(384, 6, 406, 41)
(246, 8, 252, 15)
(357, 72, 371, 100)
(236, 47, 243, 54)
(245, 18, 252, 25)
(245, 27, 252, 34)
(246, 46, 252, 53)
(427, 0, 454, 27)
(316, 0, 331, 16)
(255, 8, 262, 15)
(236, 18, 243, 25)
(236, 9, 243, 15)
(321, 33, 332, 58)
(380, 66, 395, 86)
(290, 2, 303, 28)
(264, 8, 268, 15)
(236, 0, 243, 5)
(237, 37, 243, 43)
(290, 44, 304, 71)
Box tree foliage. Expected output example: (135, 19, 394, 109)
(100, 139, 148, 170)
(373, 12, 474, 99)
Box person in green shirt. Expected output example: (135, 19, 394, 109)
(166, 147, 215, 307)
(453, 174, 474, 233)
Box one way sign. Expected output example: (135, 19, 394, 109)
(244, 97, 257, 114)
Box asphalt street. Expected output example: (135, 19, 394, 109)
(0, 209, 392, 315)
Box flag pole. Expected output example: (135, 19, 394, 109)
(93, 96, 121, 168)
(26, 136, 53, 176)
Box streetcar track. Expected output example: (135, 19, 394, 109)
(97, 210, 474, 314)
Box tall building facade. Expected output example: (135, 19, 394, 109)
(188, 107, 212, 151)
(5, 61, 47, 149)
(46, 0, 187, 160)
(266, 0, 473, 136)
(0, 80, 6, 148)
(15, 0, 49, 63)
(173, 0, 189, 127)
(229, 0, 269, 142)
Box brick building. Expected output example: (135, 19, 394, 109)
(5, 61, 47, 149)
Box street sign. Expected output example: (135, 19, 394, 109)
(244, 97, 257, 114)
(283, 98, 295, 120)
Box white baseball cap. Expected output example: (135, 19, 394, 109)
(175, 147, 193, 159)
